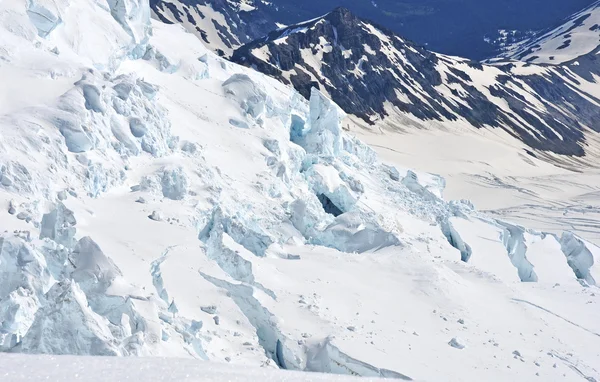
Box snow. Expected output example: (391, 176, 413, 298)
(0, 353, 386, 381)
(0, 0, 599, 381)
(502, 1, 600, 64)
(151, 0, 240, 56)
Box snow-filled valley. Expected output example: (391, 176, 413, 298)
(0, 0, 599, 381)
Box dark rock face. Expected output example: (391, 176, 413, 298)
(149, 0, 279, 54)
(232, 7, 600, 156)
(497, 2, 600, 64)
(150, 0, 594, 60)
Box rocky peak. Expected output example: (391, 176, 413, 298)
(232, 7, 600, 157)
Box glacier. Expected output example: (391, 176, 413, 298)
(0, 0, 599, 381)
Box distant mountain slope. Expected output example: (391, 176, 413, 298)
(499, 0, 600, 64)
(148, 0, 595, 60)
(232, 7, 600, 157)
(149, 0, 279, 56)
(2, 0, 600, 379)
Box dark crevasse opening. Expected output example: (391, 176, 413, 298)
(318, 193, 344, 217)
(289, 114, 305, 144)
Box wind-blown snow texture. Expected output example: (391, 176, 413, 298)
(0, 0, 599, 381)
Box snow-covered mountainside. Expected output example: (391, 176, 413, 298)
(499, 1, 600, 64)
(231, 8, 600, 157)
(148, 0, 596, 61)
(1, 0, 600, 381)
(149, 0, 278, 56)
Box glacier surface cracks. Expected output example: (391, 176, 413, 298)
(1, 0, 599, 380)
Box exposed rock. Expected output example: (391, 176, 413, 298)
(201, 306, 218, 315)
(149, 211, 163, 221)
(232, 7, 600, 157)
(448, 337, 465, 349)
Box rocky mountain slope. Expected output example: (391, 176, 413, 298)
(1, 0, 599, 381)
(498, 0, 600, 64)
(149, 0, 595, 60)
(232, 7, 600, 157)
(149, 0, 279, 56)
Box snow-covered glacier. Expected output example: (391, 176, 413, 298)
(0, 0, 599, 381)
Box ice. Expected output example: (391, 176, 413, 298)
(0, 236, 54, 350)
(306, 339, 411, 379)
(382, 164, 400, 181)
(69, 237, 122, 294)
(318, 212, 401, 253)
(199, 271, 296, 369)
(401, 170, 439, 202)
(111, 115, 140, 155)
(26, 0, 61, 37)
(558, 232, 598, 286)
(292, 88, 344, 157)
(148, 210, 163, 221)
(222, 74, 267, 119)
(128, 117, 147, 137)
(15, 280, 120, 356)
(160, 167, 188, 200)
(306, 164, 356, 214)
(113, 81, 134, 101)
(1, 3, 599, 380)
(499, 222, 538, 282)
(89, 164, 128, 198)
(0, 162, 34, 194)
(0, 287, 38, 350)
(81, 84, 106, 113)
(441, 218, 472, 262)
(342, 135, 377, 166)
(39, 203, 77, 249)
(52, 110, 93, 153)
(105, 0, 150, 50)
(199, 206, 275, 258)
(289, 198, 332, 241)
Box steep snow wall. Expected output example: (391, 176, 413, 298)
(558, 232, 599, 286)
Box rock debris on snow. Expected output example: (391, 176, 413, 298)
(0, 1, 598, 380)
(149, 211, 163, 221)
(448, 338, 466, 349)
(201, 306, 218, 314)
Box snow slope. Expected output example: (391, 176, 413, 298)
(0, 0, 599, 381)
(149, 0, 278, 56)
(500, 1, 600, 64)
(0, 353, 385, 381)
(232, 8, 600, 157)
(356, 122, 600, 249)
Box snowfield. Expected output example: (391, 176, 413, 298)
(0, 353, 386, 381)
(0, 0, 599, 381)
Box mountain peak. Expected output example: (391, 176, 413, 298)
(232, 8, 600, 157)
(329, 6, 354, 18)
